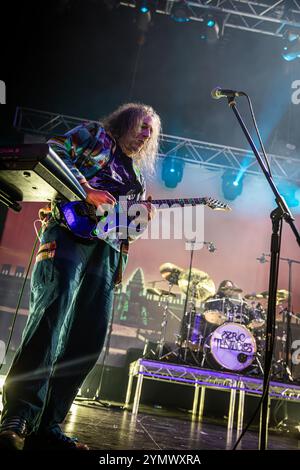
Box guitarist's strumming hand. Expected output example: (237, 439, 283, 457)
(81, 181, 116, 214)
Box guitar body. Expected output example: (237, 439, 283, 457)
(56, 201, 133, 241)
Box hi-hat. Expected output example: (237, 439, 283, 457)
(260, 290, 289, 301)
(245, 293, 264, 301)
(146, 287, 162, 296)
(158, 289, 177, 298)
(178, 268, 215, 302)
(259, 289, 290, 306)
(160, 263, 183, 285)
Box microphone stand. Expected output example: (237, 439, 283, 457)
(226, 96, 300, 450)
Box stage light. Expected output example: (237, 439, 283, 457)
(134, 1, 153, 41)
(171, 0, 191, 23)
(161, 157, 185, 188)
(221, 169, 244, 201)
(206, 18, 216, 28)
(135, 0, 150, 14)
(199, 15, 220, 43)
(277, 181, 300, 207)
(282, 31, 300, 61)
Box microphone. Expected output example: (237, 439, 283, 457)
(208, 242, 216, 253)
(204, 241, 216, 253)
(211, 87, 245, 100)
(256, 253, 268, 264)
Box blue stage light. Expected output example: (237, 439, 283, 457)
(161, 157, 185, 188)
(277, 181, 300, 207)
(222, 169, 244, 201)
(199, 15, 220, 42)
(136, 0, 151, 14)
(170, 0, 191, 23)
(207, 19, 215, 28)
(282, 32, 300, 62)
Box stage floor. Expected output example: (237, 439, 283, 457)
(62, 400, 300, 451)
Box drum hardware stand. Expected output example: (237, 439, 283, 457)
(272, 308, 300, 381)
(157, 282, 174, 360)
(199, 330, 210, 368)
(178, 241, 204, 366)
(225, 94, 300, 450)
(177, 239, 196, 363)
(250, 352, 264, 376)
(284, 258, 299, 379)
(258, 254, 300, 381)
(183, 290, 196, 362)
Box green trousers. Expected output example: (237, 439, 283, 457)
(1, 219, 125, 432)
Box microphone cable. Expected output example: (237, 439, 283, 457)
(243, 93, 272, 177)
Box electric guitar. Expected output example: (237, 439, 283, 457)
(55, 197, 231, 241)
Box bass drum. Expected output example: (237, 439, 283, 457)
(204, 322, 256, 371)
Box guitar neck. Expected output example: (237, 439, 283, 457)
(130, 197, 207, 208)
(153, 197, 210, 207)
(125, 197, 230, 211)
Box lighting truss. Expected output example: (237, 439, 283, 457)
(120, 1, 300, 37)
(14, 106, 300, 183)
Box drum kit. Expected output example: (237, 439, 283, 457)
(155, 262, 291, 376)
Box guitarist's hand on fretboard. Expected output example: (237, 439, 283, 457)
(145, 195, 157, 221)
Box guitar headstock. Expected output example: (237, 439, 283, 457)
(204, 197, 232, 211)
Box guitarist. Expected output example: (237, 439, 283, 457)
(0, 103, 160, 450)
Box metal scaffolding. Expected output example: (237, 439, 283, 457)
(14, 106, 300, 182)
(121, 0, 300, 37)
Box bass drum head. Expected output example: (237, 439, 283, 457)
(207, 322, 256, 371)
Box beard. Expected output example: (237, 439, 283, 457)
(119, 138, 144, 157)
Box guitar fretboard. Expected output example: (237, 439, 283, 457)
(123, 197, 231, 211)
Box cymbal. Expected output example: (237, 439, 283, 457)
(260, 290, 290, 301)
(244, 293, 264, 301)
(159, 263, 183, 285)
(146, 287, 177, 298)
(219, 286, 243, 294)
(146, 287, 162, 296)
(178, 268, 216, 302)
(159, 289, 177, 297)
(277, 289, 289, 300)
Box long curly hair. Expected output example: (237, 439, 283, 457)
(217, 280, 235, 290)
(101, 102, 161, 175)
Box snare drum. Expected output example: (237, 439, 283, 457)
(247, 304, 266, 330)
(204, 322, 256, 371)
